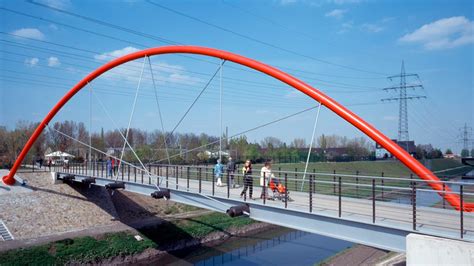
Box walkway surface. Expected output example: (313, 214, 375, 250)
(70, 168, 474, 242)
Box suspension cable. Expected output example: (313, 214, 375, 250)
(300, 104, 322, 191)
(115, 57, 146, 181)
(91, 85, 150, 176)
(88, 82, 92, 164)
(47, 125, 233, 210)
(151, 104, 321, 164)
(166, 61, 226, 141)
(147, 56, 171, 165)
(219, 59, 223, 162)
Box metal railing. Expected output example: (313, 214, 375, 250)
(34, 161, 474, 240)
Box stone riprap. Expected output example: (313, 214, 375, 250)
(0, 172, 119, 240)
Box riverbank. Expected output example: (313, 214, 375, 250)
(0, 212, 275, 265)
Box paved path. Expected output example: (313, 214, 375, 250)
(71, 169, 474, 242)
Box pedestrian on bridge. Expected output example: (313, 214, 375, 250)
(214, 159, 224, 186)
(106, 157, 112, 177)
(227, 157, 236, 188)
(240, 160, 253, 199)
(260, 161, 275, 199)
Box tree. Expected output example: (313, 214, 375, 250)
(445, 148, 453, 155)
(471, 149, 474, 157)
(290, 138, 306, 148)
(260, 136, 283, 149)
(461, 149, 470, 157)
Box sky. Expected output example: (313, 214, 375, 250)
(0, 0, 473, 154)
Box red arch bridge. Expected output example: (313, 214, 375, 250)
(2, 46, 473, 251)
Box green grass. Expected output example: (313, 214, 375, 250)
(139, 212, 256, 246)
(0, 232, 156, 265)
(0, 213, 256, 265)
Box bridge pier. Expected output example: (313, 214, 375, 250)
(406, 234, 474, 265)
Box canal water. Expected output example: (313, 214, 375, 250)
(158, 227, 353, 266)
(157, 169, 474, 265)
(390, 169, 474, 207)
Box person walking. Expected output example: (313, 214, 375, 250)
(111, 158, 116, 176)
(107, 157, 113, 177)
(226, 157, 236, 188)
(260, 160, 275, 199)
(240, 160, 253, 199)
(214, 159, 224, 187)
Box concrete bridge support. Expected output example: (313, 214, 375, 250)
(406, 234, 474, 265)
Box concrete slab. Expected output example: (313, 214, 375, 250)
(0, 170, 33, 195)
(406, 233, 474, 265)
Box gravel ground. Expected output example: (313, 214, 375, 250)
(0, 172, 119, 240)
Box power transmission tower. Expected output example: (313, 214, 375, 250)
(459, 123, 473, 152)
(381, 61, 426, 142)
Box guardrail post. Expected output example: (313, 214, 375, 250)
(165, 166, 169, 188)
(212, 168, 215, 196)
(338, 176, 342, 217)
(442, 183, 446, 209)
(309, 174, 313, 213)
(372, 178, 376, 223)
(460, 185, 464, 239)
(175, 165, 178, 189)
(333, 170, 336, 195)
(412, 181, 417, 231)
(263, 172, 266, 205)
(122, 164, 125, 181)
(294, 168, 298, 191)
(141, 167, 144, 184)
(127, 164, 130, 181)
(199, 167, 202, 193)
(381, 172, 384, 200)
(284, 173, 288, 209)
(187, 166, 190, 190)
(227, 171, 230, 198)
(134, 165, 137, 182)
(356, 170, 359, 197)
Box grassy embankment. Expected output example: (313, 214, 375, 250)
(0, 213, 255, 265)
(182, 159, 469, 199)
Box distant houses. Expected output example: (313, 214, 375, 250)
(375, 139, 416, 159)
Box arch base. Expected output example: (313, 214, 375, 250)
(2, 175, 15, 186)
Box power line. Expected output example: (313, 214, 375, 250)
(459, 123, 473, 152)
(381, 61, 426, 143)
(146, 0, 388, 76)
(1, 7, 386, 88)
(0, 33, 381, 91)
(25, 0, 388, 76)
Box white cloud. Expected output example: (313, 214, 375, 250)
(338, 21, 354, 33)
(49, 24, 59, 30)
(94, 46, 202, 86)
(48, 57, 61, 67)
(329, 0, 364, 4)
(11, 28, 45, 40)
(280, 0, 298, 5)
(325, 9, 347, 19)
(94, 46, 140, 61)
(38, 0, 71, 9)
(361, 23, 384, 33)
(399, 16, 474, 50)
(25, 58, 39, 67)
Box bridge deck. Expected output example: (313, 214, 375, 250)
(57, 168, 474, 245)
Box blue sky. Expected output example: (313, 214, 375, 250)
(0, 0, 473, 153)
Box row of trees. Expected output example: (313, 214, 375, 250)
(4, 120, 463, 168)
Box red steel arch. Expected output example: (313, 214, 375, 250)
(3, 46, 472, 211)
